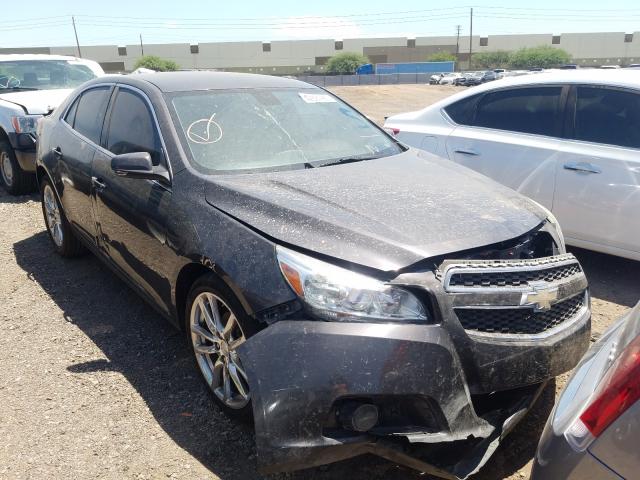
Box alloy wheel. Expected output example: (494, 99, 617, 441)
(190, 292, 250, 409)
(0, 151, 13, 187)
(43, 185, 64, 247)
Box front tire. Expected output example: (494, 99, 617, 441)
(185, 274, 258, 420)
(0, 140, 35, 195)
(40, 177, 85, 257)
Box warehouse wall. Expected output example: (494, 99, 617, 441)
(3, 31, 639, 73)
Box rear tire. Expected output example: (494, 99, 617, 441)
(0, 140, 36, 195)
(40, 177, 85, 257)
(185, 273, 259, 421)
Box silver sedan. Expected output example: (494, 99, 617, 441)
(531, 300, 640, 479)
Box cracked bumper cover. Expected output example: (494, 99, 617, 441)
(238, 307, 591, 479)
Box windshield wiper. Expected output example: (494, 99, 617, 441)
(315, 155, 382, 168)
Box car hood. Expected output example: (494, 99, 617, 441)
(204, 149, 548, 271)
(0, 89, 73, 114)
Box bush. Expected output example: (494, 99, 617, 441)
(133, 55, 179, 72)
(426, 51, 457, 62)
(473, 51, 512, 69)
(326, 52, 370, 75)
(508, 46, 571, 69)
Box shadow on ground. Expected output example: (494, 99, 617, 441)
(569, 247, 640, 308)
(12, 230, 631, 480)
(0, 189, 38, 204)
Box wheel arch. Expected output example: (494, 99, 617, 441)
(174, 260, 254, 332)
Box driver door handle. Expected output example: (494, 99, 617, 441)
(52, 147, 63, 158)
(91, 176, 106, 190)
(454, 148, 479, 156)
(563, 161, 602, 174)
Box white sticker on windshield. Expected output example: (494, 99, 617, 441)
(298, 92, 336, 104)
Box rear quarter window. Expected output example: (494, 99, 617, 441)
(444, 95, 479, 125)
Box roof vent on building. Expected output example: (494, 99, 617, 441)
(480, 37, 488, 47)
(263, 42, 271, 52)
(335, 40, 343, 50)
(407, 38, 416, 48)
(552, 35, 561, 45)
(118, 46, 127, 56)
(190, 44, 199, 54)
(625, 33, 633, 43)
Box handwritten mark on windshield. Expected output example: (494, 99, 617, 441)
(187, 113, 223, 144)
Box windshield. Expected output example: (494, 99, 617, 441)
(169, 88, 402, 173)
(0, 60, 97, 90)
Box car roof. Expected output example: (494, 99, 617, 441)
(479, 69, 640, 90)
(108, 71, 315, 92)
(0, 54, 88, 62)
(425, 69, 640, 112)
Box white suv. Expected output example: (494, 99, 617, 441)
(385, 70, 640, 262)
(0, 54, 103, 195)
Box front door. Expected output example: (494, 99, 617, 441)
(553, 85, 640, 259)
(91, 86, 174, 313)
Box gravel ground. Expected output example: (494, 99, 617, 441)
(1, 84, 639, 480)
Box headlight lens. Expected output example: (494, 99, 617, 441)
(11, 115, 41, 135)
(276, 246, 428, 322)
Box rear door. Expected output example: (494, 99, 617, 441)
(52, 85, 112, 243)
(91, 85, 174, 313)
(445, 86, 567, 209)
(553, 85, 640, 258)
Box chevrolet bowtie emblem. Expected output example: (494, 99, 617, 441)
(520, 281, 559, 311)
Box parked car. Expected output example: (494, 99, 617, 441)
(463, 71, 485, 86)
(37, 72, 590, 478)
(430, 72, 461, 85)
(532, 301, 640, 479)
(493, 68, 507, 79)
(384, 70, 640, 262)
(438, 72, 463, 85)
(0, 54, 104, 195)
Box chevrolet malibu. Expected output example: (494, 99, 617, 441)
(36, 72, 590, 478)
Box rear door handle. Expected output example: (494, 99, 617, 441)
(52, 147, 63, 158)
(91, 176, 106, 190)
(563, 161, 602, 174)
(454, 148, 479, 156)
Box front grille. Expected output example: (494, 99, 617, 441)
(448, 263, 582, 289)
(455, 294, 585, 335)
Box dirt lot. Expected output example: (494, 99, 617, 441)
(1, 84, 639, 480)
(330, 84, 460, 125)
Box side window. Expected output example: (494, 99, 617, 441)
(474, 87, 562, 136)
(73, 86, 111, 144)
(444, 94, 479, 125)
(573, 86, 640, 149)
(106, 89, 162, 165)
(63, 96, 79, 127)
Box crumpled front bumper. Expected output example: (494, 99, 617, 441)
(239, 311, 590, 478)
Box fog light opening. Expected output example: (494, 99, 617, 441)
(339, 402, 379, 432)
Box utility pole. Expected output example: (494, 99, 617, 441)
(72, 16, 82, 58)
(468, 8, 473, 70)
(455, 25, 461, 70)
(140, 34, 144, 56)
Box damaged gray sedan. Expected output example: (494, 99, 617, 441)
(35, 72, 591, 479)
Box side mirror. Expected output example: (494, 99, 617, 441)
(111, 152, 169, 183)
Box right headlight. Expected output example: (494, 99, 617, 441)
(276, 246, 428, 323)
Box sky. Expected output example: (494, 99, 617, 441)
(3, 0, 640, 48)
